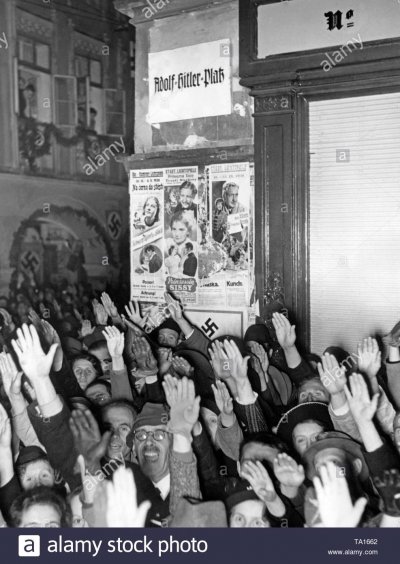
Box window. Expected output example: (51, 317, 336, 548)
(75, 55, 102, 86)
(104, 89, 125, 135)
(18, 37, 50, 70)
(53, 76, 76, 126)
(309, 92, 400, 355)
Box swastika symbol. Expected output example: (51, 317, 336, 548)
(108, 212, 122, 240)
(201, 317, 219, 338)
(21, 251, 40, 272)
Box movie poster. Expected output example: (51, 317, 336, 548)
(164, 166, 199, 305)
(130, 169, 165, 302)
(129, 162, 252, 312)
(198, 162, 251, 307)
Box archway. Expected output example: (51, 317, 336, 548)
(9, 205, 117, 291)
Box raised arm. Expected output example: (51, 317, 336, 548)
(162, 375, 202, 518)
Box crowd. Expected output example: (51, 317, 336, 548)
(1, 278, 400, 528)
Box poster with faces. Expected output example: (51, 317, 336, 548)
(130, 169, 165, 302)
(164, 167, 199, 305)
(198, 162, 251, 308)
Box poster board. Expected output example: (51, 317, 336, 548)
(129, 162, 255, 335)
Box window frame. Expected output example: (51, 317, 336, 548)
(52, 74, 78, 127)
(17, 35, 51, 73)
(103, 88, 126, 137)
(74, 53, 103, 87)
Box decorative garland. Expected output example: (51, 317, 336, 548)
(18, 117, 115, 171)
(9, 205, 117, 280)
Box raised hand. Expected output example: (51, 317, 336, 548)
(273, 453, 305, 489)
(394, 412, 400, 457)
(81, 319, 94, 338)
(102, 326, 125, 358)
(93, 301, 108, 325)
(240, 460, 278, 503)
(222, 339, 250, 385)
(157, 347, 173, 376)
(28, 308, 42, 331)
(0, 403, 13, 487)
(162, 375, 200, 438)
(11, 324, 58, 382)
(0, 352, 23, 400)
(106, 466, 151, 527)
(52, 299, 62, 318)
(132, 335, 157, 371)
(318, 353, 347, 396)
(209, 341, 233, 382)
(357, 337, 381, 394)
(101, 292, 119, 318)
(69, 409, 111, 475)
(164, 292, 183, 322)
(344, 372, 379, 425)
(124, 301, 145, 328)
(0, 403, 11, 450)
(41, 320, 63, 371)
(73, 308, 83, 322)
(248, 341, 269, 373)
(41, 320, 61, 347)
(212, 380, 234, 427)
(272, 312, 296, 350)
(171, 356, 193, 378)
(313, 461, 367, 527)
(0, 308, 12, 327)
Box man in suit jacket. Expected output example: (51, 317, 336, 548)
(144, 245, 162, 273)
(182, 242, 197, 277)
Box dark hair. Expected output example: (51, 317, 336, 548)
(85, 379, 111, 395)
(90, 107, 97, 115)
(239, 432, 291, 460)
(168, 245, 176, 256)
(185, 242, 194, 252)
(88, 340, 109, 355)
(70, 352, 102, 377)
(179, 181, 197, 196)
(144, 245, 156, 254)
(9, 486, 71, 527)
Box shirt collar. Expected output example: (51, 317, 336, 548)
(153, 474, 170, 500)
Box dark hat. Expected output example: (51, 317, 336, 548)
(323, 346, 353, 370)
(132, 402, 169, 432)
(16, 446, 48, 468)
(69, 396, 92, 411)
(83, 326, 107, 348)
(152, 318, 181, 338)
(212, 335, 246, 357)
(61, 336, 82, 355)
(244, 324, 270, 345)
(303, 430, 369, 481)
(171, 498, 227, 527)
(200, 397, 219, 415)
(275, 402, 333, 446)
(225, 479, 260, 511)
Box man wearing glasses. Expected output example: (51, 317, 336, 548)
(127, 395, 201, 526)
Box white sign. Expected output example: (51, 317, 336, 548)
(148, 40, 232, 124)
(258, 0, 400, 58)
(185, 308, 247, 339)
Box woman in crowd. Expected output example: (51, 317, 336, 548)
(0, 282, 400, 529)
